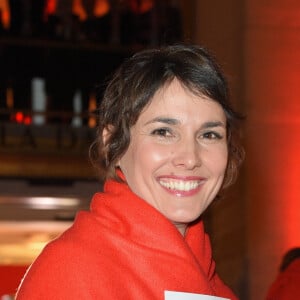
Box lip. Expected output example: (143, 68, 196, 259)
(157, 175, 206, 197)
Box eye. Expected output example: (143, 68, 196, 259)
(151, 127, 173, 137)
(202, 131, 223, 140)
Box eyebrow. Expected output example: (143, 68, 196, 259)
(144, 117, 179, 126)
(201, 121, 226, 129)
(145, 118, 226, 129)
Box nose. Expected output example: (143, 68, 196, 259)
(171, 138, 201, 170)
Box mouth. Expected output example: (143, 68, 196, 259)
(158, 176, 205, 196)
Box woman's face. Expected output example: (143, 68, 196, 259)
(118, 79, 228, 235)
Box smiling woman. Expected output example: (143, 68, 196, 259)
(16, 44, 244, 300)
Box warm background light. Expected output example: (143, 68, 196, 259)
(245, 1, 300, 298)
(0, 221, 71, 265)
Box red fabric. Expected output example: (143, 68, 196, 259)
(266, 259, 300, 300)
(0, 265, 28, 296)
(16, 179, 237, 299)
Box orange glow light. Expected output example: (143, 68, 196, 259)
(44, 0, 56, 19)
(129, 0, 154, 14)
(0, 0, 10, 28)
(94, 0, 110, 17)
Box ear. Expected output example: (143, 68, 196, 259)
(102, 125, 121, 167)
(102, 125, 113, 161)
(102, 125, 113, 146)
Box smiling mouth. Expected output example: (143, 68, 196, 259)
(158, 179, 203, 192)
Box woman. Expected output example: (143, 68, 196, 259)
(16, 44, 244, 299)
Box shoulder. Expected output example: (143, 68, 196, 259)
(16, 229, 106, 299)
(266, 260, 300, 299)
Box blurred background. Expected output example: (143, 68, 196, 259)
(0, 0, 300, 299)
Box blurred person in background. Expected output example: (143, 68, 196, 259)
(266, 247, 300, 299)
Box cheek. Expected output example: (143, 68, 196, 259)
(150, 147, 172, 163)
(205, 147, 228, 175)
(136, 142, 171, 165)
(120, 143, 167, 175)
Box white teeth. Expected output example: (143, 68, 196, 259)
(159, 179, 200, 191)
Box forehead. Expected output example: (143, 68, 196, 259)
(138, 79, 226, 123)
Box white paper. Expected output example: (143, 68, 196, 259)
(164, 290, 230, 300)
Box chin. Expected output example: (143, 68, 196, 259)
(169, 212, 202, 225)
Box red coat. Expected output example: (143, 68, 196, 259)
(16, 179, 237, 299)
(266, 259, 300, 299)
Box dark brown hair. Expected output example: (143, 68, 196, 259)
(279, 247, 300, 272)
(90, 44, 244, 188)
